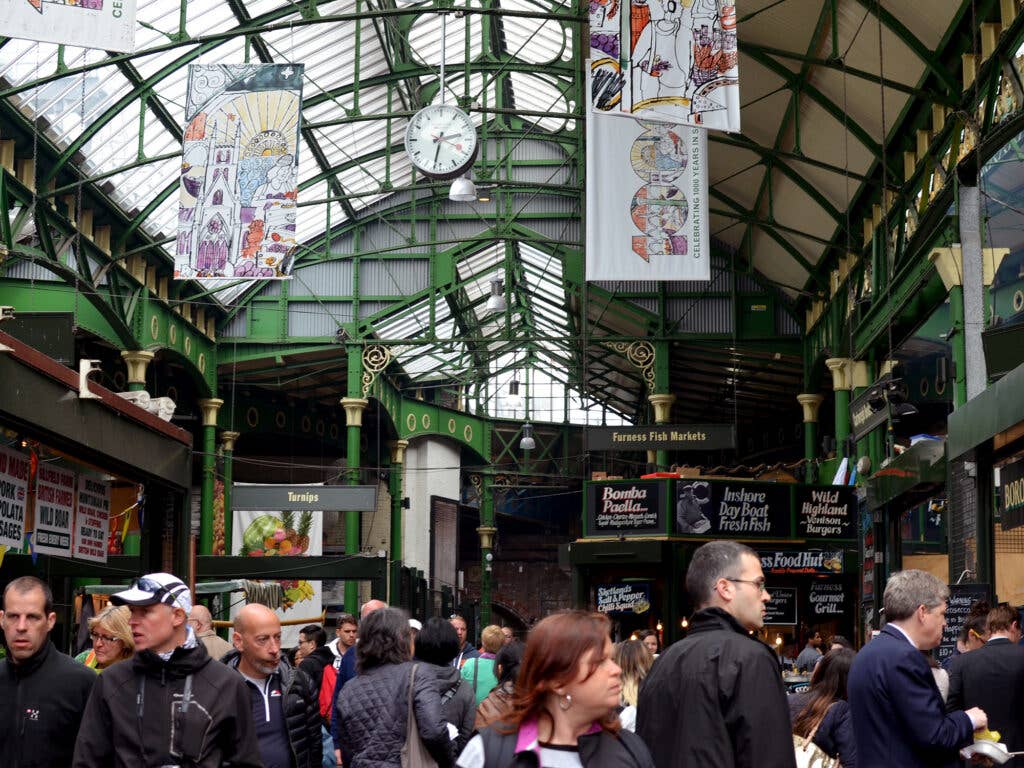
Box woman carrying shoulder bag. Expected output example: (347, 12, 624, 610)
(791, 648, 857, 768)
(457, 611, 655, 768)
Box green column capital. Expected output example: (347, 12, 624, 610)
(648, 393, 676, 423)
(341, 397, 369, 427)
(825, 358, 853, 391)
(120, 350, 155, 390)
(198, 398, 224, 427)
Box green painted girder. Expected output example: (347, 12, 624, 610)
(133, 291, 217, 395)
(218, 342, 342, 367)
(852, 0, 963, 96)
(738, 42, 959, 105)
(0, 278, 126, 348)
(710, 187, 825, 287)
(398, 397, 489, 459)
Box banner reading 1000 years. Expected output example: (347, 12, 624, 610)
(176, 64, 303, 281)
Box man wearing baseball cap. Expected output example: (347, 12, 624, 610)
(72, 572, 262, 767)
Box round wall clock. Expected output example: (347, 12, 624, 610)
(404, 103, 478, 179)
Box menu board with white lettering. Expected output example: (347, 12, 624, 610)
(764, 587, 797, 624)
(0, 445, 30, 549)
(937, 584, 991, 663)
(596, 582, 652, 615)
(34, 465, 76, 556)
(795, 486, 856, 539)
(587, 481, 666, 536)
(676, 480, 791, 537)
(807, 580, 846, 617)
(74, 475, 110, 562)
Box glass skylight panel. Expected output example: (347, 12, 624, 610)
(499, 0, 573, 64)
(183, 0, 241, 38)
(509, 72, 571, 132)
(106, 155, 180, 216)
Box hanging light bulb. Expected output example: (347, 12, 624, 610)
(486, 278, 506, 313)
(519, 422, 536, 451)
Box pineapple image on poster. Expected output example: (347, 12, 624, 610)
(232, 506, 322, 646)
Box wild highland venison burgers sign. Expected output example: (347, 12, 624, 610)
(588, 481, 665, 534)
(795, 486, 856, 539)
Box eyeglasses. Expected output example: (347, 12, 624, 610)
(90, 631, 122, 644)
(726, 578, 768, 594)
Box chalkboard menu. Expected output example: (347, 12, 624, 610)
(587, 481, 666, 536)
(936, 583, 991, 664)
(807, 580, 846, 618)
(764, 587, 797, 625)
(676, 480, 791, 537)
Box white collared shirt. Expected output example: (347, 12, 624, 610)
(887, 622, 918, 649)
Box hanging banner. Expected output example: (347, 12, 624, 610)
(675, 479, 791, 537)
(596, 582, 652, 615)
(623, 1, 740, 131)
(0, 0, 136, 53)
(74, 476, 110, 563)
(586, 97, 709, 281)
(176, 64, 303, 281)
(232, 508, 323, 647)
(589, 0, 625, 112)
(0, 446, 30, 550)
(34, 465, 75, 557)
(586, 480, 667, 536)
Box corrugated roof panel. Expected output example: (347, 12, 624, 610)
(221, 308, 248, 337)
(668, 297, 733, 334)
(777, 305, 801, 336)
(287, 300, 352, 336)
(361, 259, 430, 296)
(500, 0, 574, 64)
(290, 261, 354, 296)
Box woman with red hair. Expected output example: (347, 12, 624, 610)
(456, 611, 654, 768)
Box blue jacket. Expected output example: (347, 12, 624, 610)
(848, 625, 974, 768)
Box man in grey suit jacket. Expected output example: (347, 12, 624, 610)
(948, 603, 1024, 764)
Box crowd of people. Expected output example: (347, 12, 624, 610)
(1, 540, 1021, 767)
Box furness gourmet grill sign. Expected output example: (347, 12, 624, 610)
(589, 481, 664, 534)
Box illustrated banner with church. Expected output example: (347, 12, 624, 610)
(175, 64, 303, 281)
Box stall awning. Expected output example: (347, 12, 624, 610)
(948, 361, 1024, 459)
(866, 438, 946, 511)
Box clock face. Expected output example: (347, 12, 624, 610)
(404, 104, 479, 179)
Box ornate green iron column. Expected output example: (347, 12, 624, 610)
(341, 395, 367, 614)
(825, 358, 852, 457)
(797, 394, 824, 462)
(477, 473, 496, 628)
(197, 398, 223, 555)
(388, 439, 408, 604)
(648, 393, 676, 470)
(121, 350, 154, 393)
(221, 430, 239, 557)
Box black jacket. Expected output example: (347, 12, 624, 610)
(336, 660, 453, 768)
(299, 644, 336, 699)
(72, 639, 262, 767)
(431, 663, 475, 755)
(224, 649, 324, 768)
(0, 640, 95, 768)
(788, 693, 858, 768)
(467, 721, 655, 768)
(636, 607, 797, 768)
(947, 637, 1024, 765)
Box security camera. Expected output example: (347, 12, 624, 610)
(78, 359, 103, 399)
(0, 306, 14, 321)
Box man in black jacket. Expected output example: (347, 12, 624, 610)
(227, 603, 323, 768)
(947, 603, 1024, 764)
(72, 571, 262, 767)
(0, 576, 95, 767)
(636, 541, 797, 768)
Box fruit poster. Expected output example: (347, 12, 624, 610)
(231, 507, 322, 647)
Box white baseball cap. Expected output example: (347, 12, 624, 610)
(110, 572, 192, 613)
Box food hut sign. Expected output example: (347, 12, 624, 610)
(759, 550, 844, 575)
(586, 481, 667, 536)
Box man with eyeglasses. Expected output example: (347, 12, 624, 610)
(0, 575, 95, 768)
(72, 572, 262, 767)
(637, 540, 797, 768)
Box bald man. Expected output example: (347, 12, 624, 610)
(190, 604, 233, 661)
(225, 604, 322, 768)
(330, 600, 388, 759)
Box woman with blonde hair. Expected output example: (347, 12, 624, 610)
(615, 640, 653, 732)
(462, 624, 504, 706)
(74, 604, 134, 671)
